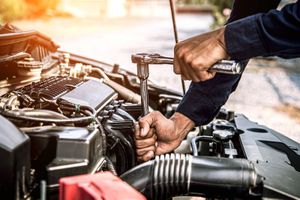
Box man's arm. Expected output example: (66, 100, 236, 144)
(226, 0, 300, 60)
(135, 0, 290, 161)
(177, 0, 294, 125)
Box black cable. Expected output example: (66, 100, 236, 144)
(190, 135, 218, 156)
(57, 99, 98, 119)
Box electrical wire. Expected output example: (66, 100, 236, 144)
(190, 135, 217, 156)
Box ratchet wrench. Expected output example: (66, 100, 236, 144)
(132, 53, 243, 116)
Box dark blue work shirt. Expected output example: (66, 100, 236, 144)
(176, 0, 300, 125)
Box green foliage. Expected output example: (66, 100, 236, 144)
(178, 0, 207, 3)
(177, 0, 234, 27)
(210, 0, 233, 27)
(0, 0, 60, 23)
(0, 0, 26, 23)
(209, 0, 232, 10)
(24, 0, 60, 18)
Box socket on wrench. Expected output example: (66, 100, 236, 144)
(132, 53, 175, 116)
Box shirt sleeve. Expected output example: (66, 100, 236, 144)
(176, 73, 243, 125)
(176, 0, 282, 125)
(225, 1, 300, 60)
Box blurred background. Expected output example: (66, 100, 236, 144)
(1, 0, 299, 142)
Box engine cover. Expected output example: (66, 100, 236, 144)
(58, 79, 116, 111)
(23, 126, 104, 190)
(16, 76, 117, 112)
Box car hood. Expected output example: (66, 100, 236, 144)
(0, 23, 59, 59)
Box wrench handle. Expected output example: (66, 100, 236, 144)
(140, 79, 149, 116)
(209, 60, 242, 75)
(132, 54, 243, 75)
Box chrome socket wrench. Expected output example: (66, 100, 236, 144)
(132, 53, 243, 116)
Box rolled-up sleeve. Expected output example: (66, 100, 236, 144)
(177, 73, 243, 125)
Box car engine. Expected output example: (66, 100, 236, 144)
(0, 24, 299, 200)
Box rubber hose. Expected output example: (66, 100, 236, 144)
(21, 109, 69, 119)
(121, 153, 262, 200)
(0, 52, 31, 63)
(0, 109, 94, 124)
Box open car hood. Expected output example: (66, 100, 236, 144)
(0, 23, 59, 59)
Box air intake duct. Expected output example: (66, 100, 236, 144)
(121, 154, 262, 199)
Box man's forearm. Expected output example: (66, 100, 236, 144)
(176, 72, 243, 126)
(170, 112, 195, 140)
(176, 0, 284, 126)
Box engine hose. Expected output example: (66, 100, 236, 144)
(19, 109, 69, 119)
(0, 52, 31, 63)
(121, 153, 263, 200)
(104, 79, 141, 104)
(86, 69, 141, 104)
(0, 109, 95, 124)
(105, 156, 117, 176)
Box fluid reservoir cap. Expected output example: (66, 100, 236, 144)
(212, 119, 236, 132)
(213, 129, 235, 141)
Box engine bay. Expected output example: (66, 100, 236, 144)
(0, 24, 300, 199)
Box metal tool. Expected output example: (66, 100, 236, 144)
(168, 0, 243, 92)
(132, 54, 151, 116)
(132, 53, 171, 116)
(132, 53, 243, 116)
(132, 53, 242, 73)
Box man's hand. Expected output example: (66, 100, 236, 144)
(174, 27, 229, 82)
(135, 112, 195, 162)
